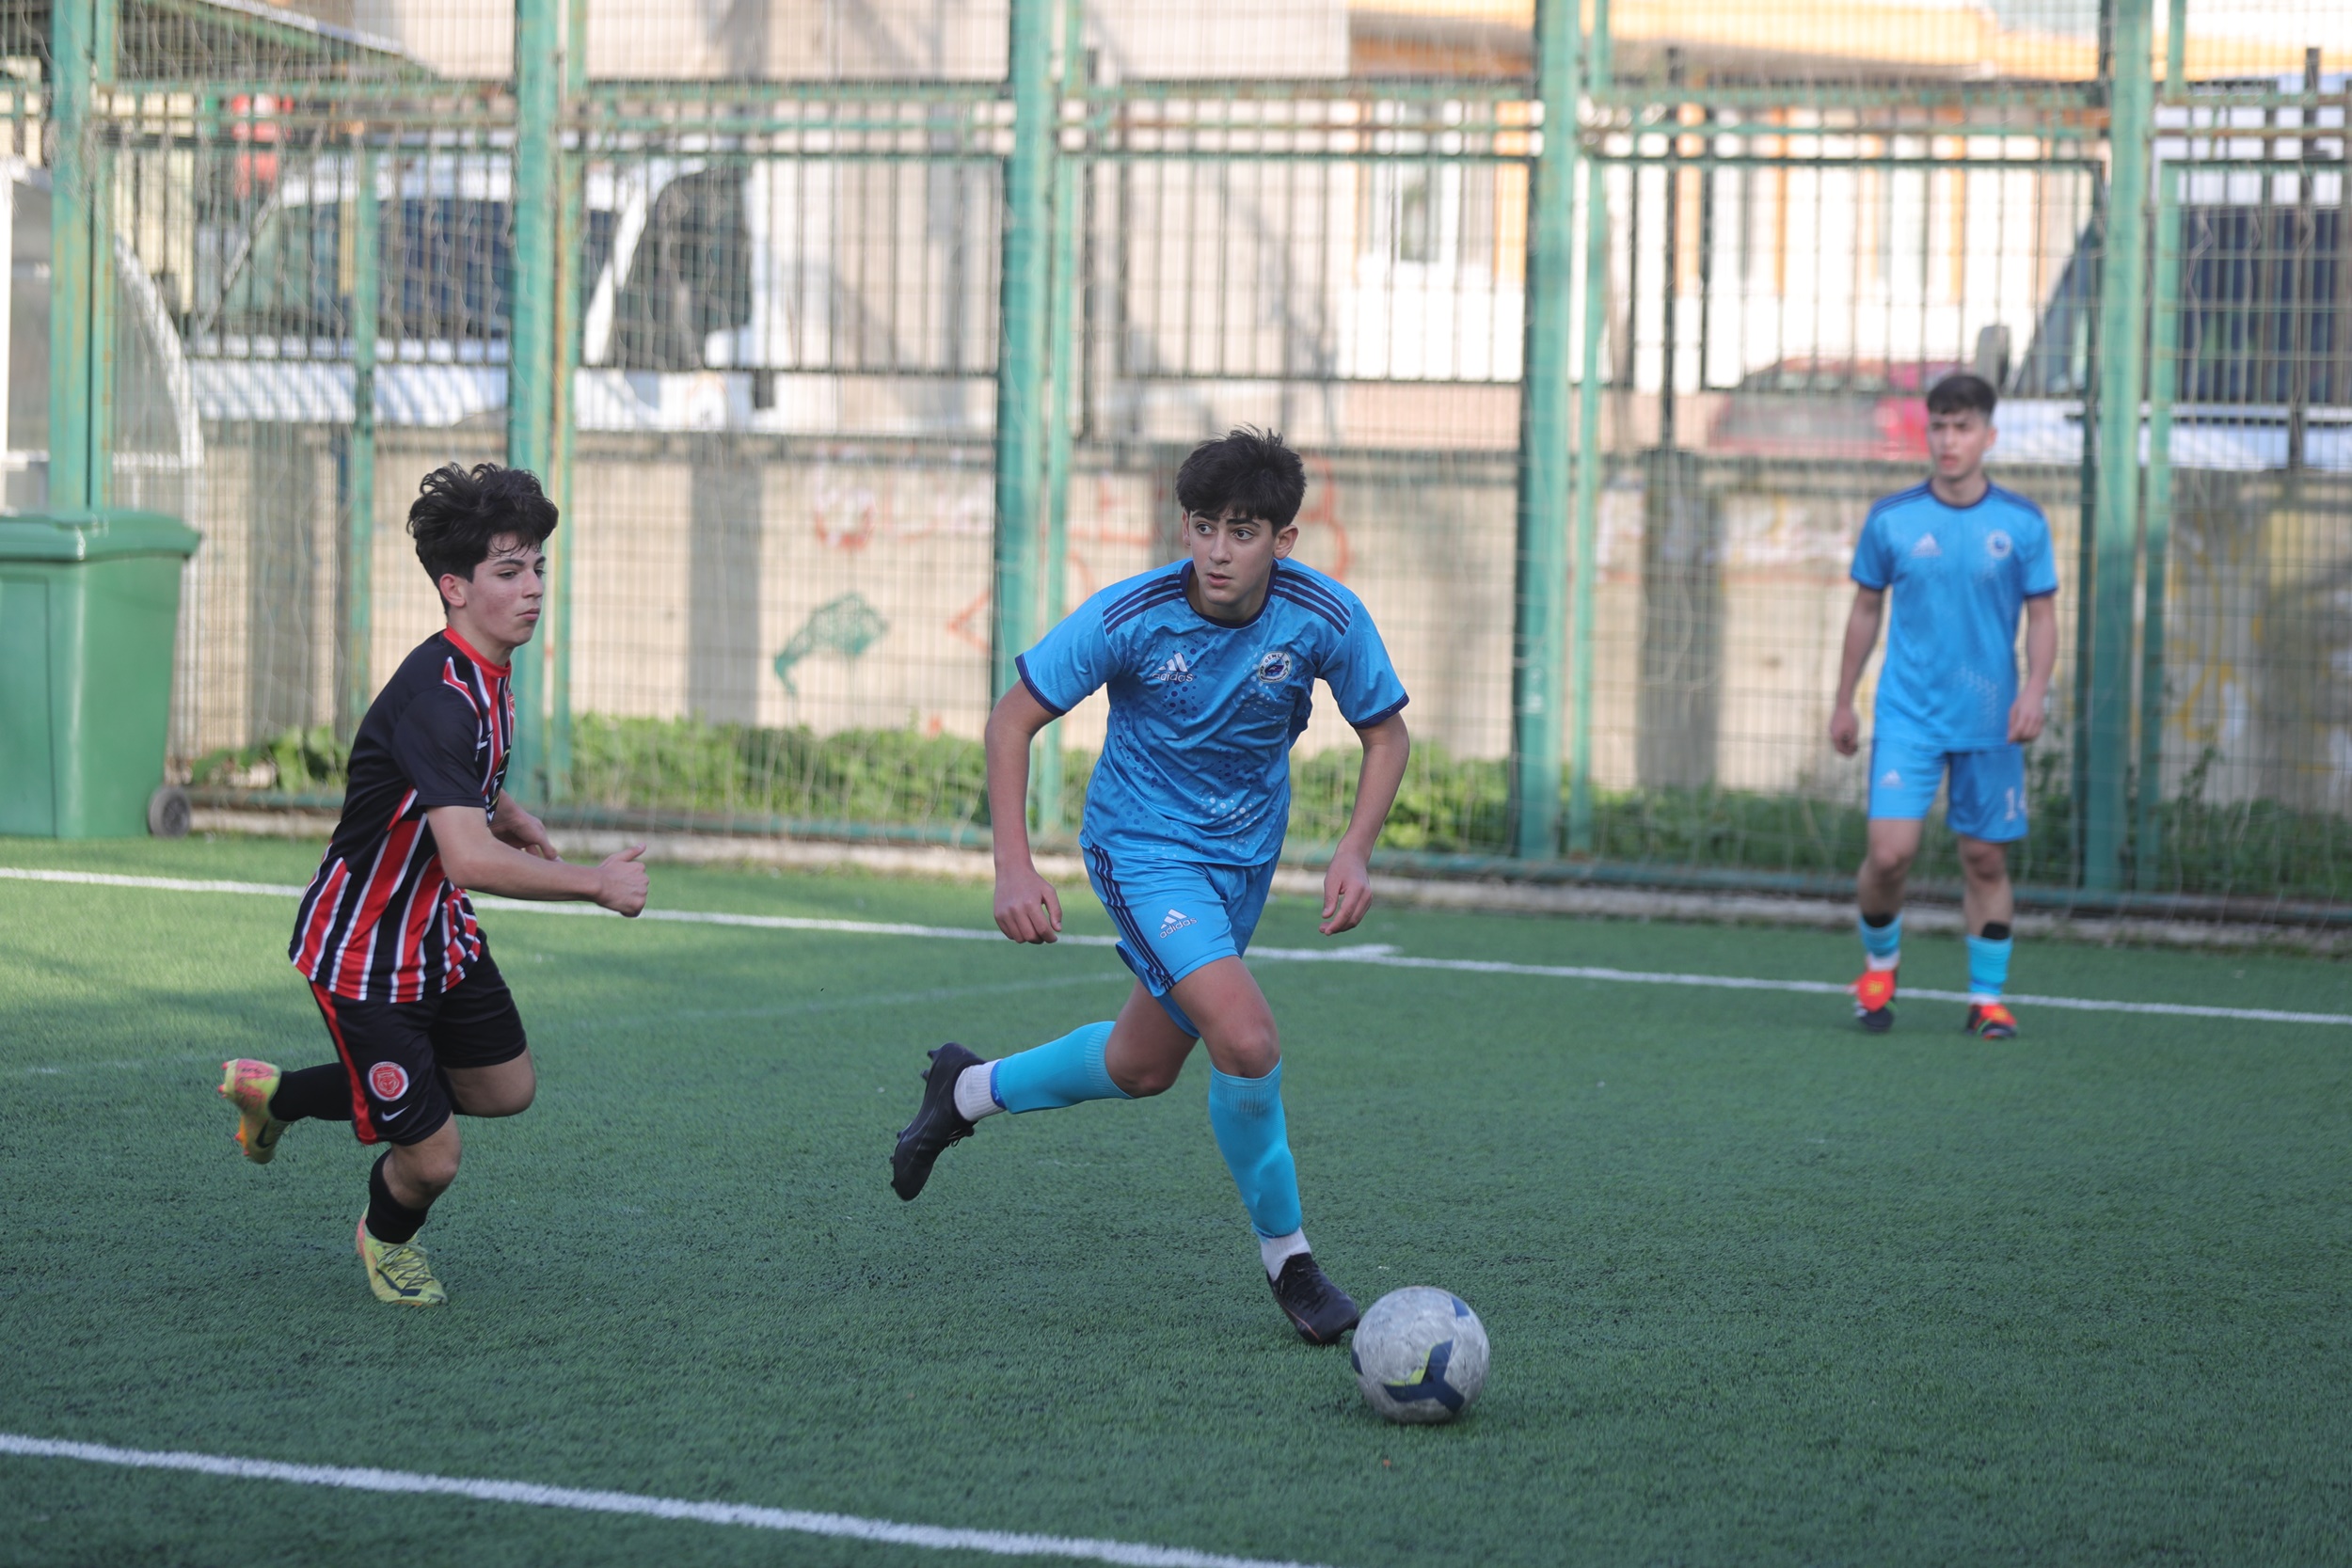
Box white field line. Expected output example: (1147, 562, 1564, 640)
(5, 866, 2347, 1029)
(0, 1433, 1337, 1568)
(16, 1053, 206, 1077)
(0, 866, 314, 897)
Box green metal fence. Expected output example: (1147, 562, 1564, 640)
(9, 0, 2347, 908)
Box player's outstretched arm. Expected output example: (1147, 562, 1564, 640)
(1322, 712, 1410, 937)
(1830, 587, 1885, 757)
(2010, 594, 2058, 743)
(426, 804, 648, 916)
(985, 683, 1063, 944)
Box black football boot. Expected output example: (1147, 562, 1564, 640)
(890, 1043, 983, 1201)
(1269, 1252, 1360, 1345)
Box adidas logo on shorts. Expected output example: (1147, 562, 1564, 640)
(1158, 908, 1197, 938)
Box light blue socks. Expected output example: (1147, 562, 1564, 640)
(1966, 929, 2013, 1003)
(977, 1023, 1308, 1269)
(1206, 1062, 1303, 1241)
(1858, 911, 1902, 969)
(989, 1022, 1127, 1114)
(1861, 910, 2009, 1000)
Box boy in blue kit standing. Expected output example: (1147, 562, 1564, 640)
(890, 428, 1412, 1344)
(1831, 374, 2058, 1038)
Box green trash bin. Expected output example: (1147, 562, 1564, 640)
(0, 511, 202, 838)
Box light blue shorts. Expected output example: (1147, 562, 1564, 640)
(1081, 844, 1280, 1038)
(1867, 736, 2028, 843)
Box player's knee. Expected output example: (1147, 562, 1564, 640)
(452, 1059, 535, 1117)
(1115, 1060, 1183, 1098)
(395, 1146, 460, 1196)
(470, 1080, 534, 1117)
(1960, 840, 2010, 882)
(1866, 840, 1916, 879)
(1212, 1020, 1281, 1080)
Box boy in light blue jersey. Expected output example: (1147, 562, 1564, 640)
(1832, 373, 2059, 1038)
(890, 427, 1412, 1345)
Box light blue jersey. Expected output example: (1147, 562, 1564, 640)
(1851, 482, 2058, 752)
(1017, 559, 1408, 865)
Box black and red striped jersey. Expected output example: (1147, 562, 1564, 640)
(290, 628, 514, 1002)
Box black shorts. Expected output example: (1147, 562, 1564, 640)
(309, 954, 529, 1147)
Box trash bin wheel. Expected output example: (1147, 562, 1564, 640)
(147, 784, 191, 839)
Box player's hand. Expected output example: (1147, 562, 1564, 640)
(494, 802, 563, 861)
(993, 863, 1063, 944)
(594, 846, 648, 917)
(1829, 703, 1861, 757)
(2009, 689, 2047, 744)
(1321, 847, 1374, 936)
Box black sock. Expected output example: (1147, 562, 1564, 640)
(1980, 921, 2012, 942)
(268, 1064, 353, 1123)
(1862, 911, 1897, 928)
(365, 1152, 430, 1245)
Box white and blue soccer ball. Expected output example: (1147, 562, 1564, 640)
(1350, 1287, 1488, 1424)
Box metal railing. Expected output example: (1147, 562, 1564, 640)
(12, 0, 2347, 904)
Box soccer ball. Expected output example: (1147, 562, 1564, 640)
(1350, 1287, 1488, 1424)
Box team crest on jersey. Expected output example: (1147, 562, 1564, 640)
(1255, 650, 1295, 684)
(1911, 533, 1942, 558)
(1985, 530, 2012, 560)
(1158, 908, 1197, 938)
(1148, 650, 1196, 685)
(368, 1062, 410, 1101)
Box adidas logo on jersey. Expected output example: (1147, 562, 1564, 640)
(1911, 533, 1942, 558)
(1148, 650, 1196, 685)
(1158, 908, 1197, 938)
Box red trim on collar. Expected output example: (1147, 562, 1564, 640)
(440, 626, 512, 678)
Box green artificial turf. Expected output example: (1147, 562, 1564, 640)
(2, 834, 2348, 1567)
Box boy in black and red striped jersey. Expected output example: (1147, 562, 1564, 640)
(216, 463, 649, 1307)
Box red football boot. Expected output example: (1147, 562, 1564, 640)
(1852, 968, 1898, 1034)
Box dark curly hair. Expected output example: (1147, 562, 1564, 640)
(1174, 426, 1308, 529)
(407, 462, 559, 603)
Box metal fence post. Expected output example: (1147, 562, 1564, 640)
(88, 0, 112, 502)
(507, 0, 560, 800)
(47, 0, 95, 511)
(1508, 0, 1582, 860)
(2135, 160, 2181, 893)
(1030, 0, 1083, 837)
(90, 2, 121, 515)
(342, 141, 379, 736)
(1567, 0, 1611, 854)
(547, 0, 587, 800)
(993, 0, 1054, 710)
(2084, 0, 2152, 891)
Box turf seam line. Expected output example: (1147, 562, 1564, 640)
(0, 1434, 1341, 1568)
(7, 866, 2345, 1028)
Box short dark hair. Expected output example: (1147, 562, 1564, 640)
(407, 462, 559, 602)
(1926, 372, 1997, 419)
(1174, 426, 1308, 529)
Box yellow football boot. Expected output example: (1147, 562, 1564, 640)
(357, 1218, 446, 1307)
(217, 1058, 290, 1164)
